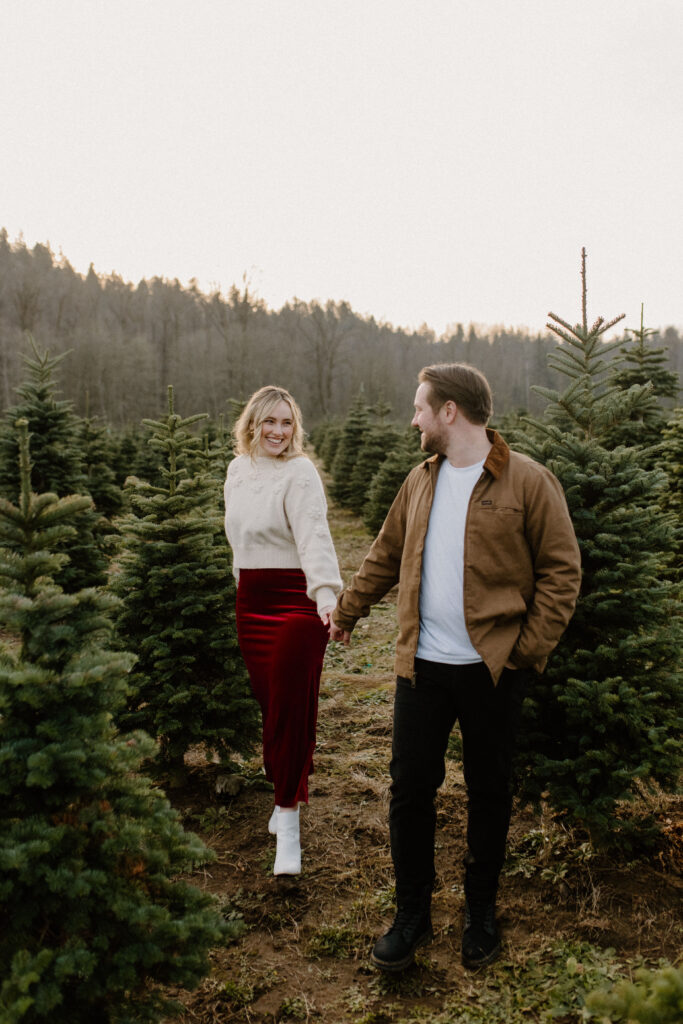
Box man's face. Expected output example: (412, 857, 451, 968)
(411, 382, 447, 454)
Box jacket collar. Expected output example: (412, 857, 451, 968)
(421, 428, 510, 479)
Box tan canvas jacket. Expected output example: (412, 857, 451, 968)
(333, 430, 582, 683)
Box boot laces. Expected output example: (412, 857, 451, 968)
(391, 902, 428, 940)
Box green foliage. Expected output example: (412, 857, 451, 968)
(0, 421, 226, 1024)
(330, 390, 371, 507)
(655, 407, 683, 581)
(362, 428, 424, 534)
(586, 963, 683, 1023)
(0, 338, 106, 591)
(112, 388, 258, 776)
(514, 250, 682, 849)
(347, 410, 402, 517)
(317, 422, 343, 472)
(79, 416, 125, 561)
(306, 923, 367, 960)
(109, 425, 164, 490)
(604, 305, 680, 458)
(432, 942, 645, 1024)
(202, 414, 235, 482)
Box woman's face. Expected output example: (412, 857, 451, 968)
(257, 400, 295, 457)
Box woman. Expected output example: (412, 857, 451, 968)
(224, 385, 342, 876)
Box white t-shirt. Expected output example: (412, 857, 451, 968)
(416, 458, 485, 664)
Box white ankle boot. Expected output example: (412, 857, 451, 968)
(268, 806, 280, 835)
(273, 807, 301, 875)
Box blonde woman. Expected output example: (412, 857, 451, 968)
(224, 386, 342, 876)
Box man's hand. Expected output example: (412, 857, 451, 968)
(329, 615, 351, 646)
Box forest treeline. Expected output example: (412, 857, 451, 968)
(2, 230, 682, 428)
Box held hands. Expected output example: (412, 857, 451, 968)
(328, 614, 351, 646)
(319, 608, 351, 645)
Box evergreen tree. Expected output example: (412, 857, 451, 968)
(203, 414, 234, 484)
(0, 421, 227, 1024)
(655, 407, 683, 582)
(514, 250, 682, 849)
(0, 338, 106, 591)
(109, 426, 140, 487)
(80, 415, 125, 521)
(317, 422, 343, 473)
(604, 305, 680, 458)
(347, 406, 402, 516)
(362, 428, 424, 535)
(113, 388, 258, 783)
(330, 389, 370, 507)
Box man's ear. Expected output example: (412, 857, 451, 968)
(442, 400, 457, 423)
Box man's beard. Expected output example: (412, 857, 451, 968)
(419, 426, 447, 456)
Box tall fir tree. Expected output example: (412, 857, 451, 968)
(330, 389, 370, 507)
(514, 250, 682, 849)
(113, 388, 258, 783)
(317, 422, 343, 473)
(604, 305, 680, 459)
(0, 338, 106, 592)
(362, 427, 424, 535)
(655, 407, 683, 583)
(0, 421, 227, 1024)
(347, 422, 402, 516)
(80, 414, 125, 521)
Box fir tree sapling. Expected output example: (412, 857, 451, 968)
(0, 421, 227, 1024)
(604, 304, 680, 459)
(514, 249, 682, 850)
(113, 388, 258, 783)
(317, 422, 343, 473)
(0, 336, 106, 591)
(363, 427, 424, 535)
(330, 389, 370, 507)
(347, 399, 402, 517)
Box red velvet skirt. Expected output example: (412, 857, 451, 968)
(235, 568, 329, 807)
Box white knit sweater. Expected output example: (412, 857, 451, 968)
(224, 454, 342, 613)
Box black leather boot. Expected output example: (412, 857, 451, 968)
(461, 896, 501, 969)
(461, 858, 501, 969)
(371, 889, 433, 972)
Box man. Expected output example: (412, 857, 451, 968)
(330, 363, 581, 972)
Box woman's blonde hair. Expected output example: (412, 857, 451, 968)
(233, 385, 305, 459)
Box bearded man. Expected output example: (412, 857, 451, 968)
(330, 362, 581, 972)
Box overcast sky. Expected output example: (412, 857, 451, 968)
(3, 0, 681, 336)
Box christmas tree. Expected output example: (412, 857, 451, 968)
(0, 421, 227, 1024)
(604, 304, 679, 459)
(113, 388, 258, 784)
(80, 413, 125, 522)
(346, 399, 402, 516)
(317, 422, 343, 473)
(330, 389, 370, 507)
(514, 250, 682, 849)
(655, 407, 683, 582)
(0, 338, 106, 591)
(362, 428, 424, 535)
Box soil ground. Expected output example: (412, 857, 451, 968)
(162, 498, 682, 1024)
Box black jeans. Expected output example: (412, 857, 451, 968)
(389, 658, 528, 901)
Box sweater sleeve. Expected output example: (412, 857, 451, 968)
(283, 458, 343, 613)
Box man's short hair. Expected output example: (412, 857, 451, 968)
(418, 363, 493, 425)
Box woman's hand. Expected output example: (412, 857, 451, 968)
(328, 615, 351, 646)
(319, 606, 335, 627)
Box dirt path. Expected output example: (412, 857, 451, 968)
(164, 499, 682, 1024)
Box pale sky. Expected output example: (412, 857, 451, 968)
(3, 0, 681, 336)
